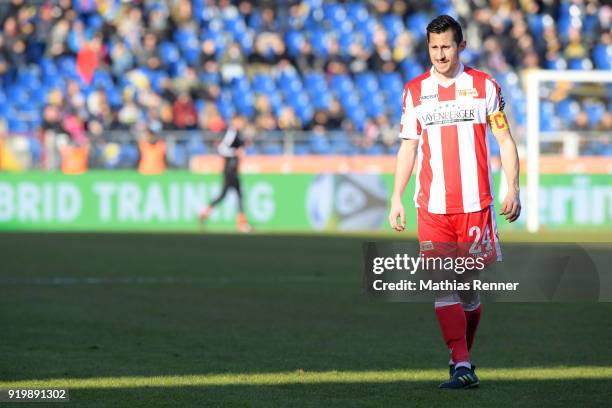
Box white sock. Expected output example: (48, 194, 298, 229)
(449, 359, 454, 366)
(455, 361, 471, 370)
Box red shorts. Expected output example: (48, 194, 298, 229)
(417, 205, 502, 266)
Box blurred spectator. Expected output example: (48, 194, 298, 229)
(172, 93, 198, 130)
(596, 112, 611, 131)
(3, 16, 27, 67)
(325, 37, 348, 75)
(138, 126, 166, 175)
(159, 102, 176, 130)
(110, 41, 134, 77)
(278, 106, 301, 131)
(135, 33, 161, 70)
(294, 41, 325, 74)
(326, 99, 345, 130)
(571, 111, 590, 131)
(76, 38, 101, 84)
(0, 0, 610, 163)
(220, 42, 246, 83)
(199, 103, 226, 133)
(47, 18, 71, 58)
(41, 105, 66, 134)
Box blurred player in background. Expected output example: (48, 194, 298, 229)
(388, 15, 521, 389)
(199, 115, 251, 232)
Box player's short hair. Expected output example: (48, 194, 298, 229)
(426, 15, 463, 45)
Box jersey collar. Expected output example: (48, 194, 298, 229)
(430, 63, 464, 88)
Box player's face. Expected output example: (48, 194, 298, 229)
(427, 30, 465, 77)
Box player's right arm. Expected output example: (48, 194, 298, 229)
(389, 86, 421, 232)
(390, 139, 418, 231)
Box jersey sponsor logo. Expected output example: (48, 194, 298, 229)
(421, 103, 476, 126)
(457, 88, 479, 97)
(419, 93, 438, 101)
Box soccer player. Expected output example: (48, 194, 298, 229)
(199, 115, 251, 232)
(388, 15, 521, 389)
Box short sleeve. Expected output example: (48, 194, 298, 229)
(485, 77, 505, 115)
(398, 86, 422, 140)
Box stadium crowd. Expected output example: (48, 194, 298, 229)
(0, 0, 610, 167)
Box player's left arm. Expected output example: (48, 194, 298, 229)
(486, 78, 521, 223)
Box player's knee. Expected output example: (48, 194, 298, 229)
(460, 292, 481, 311)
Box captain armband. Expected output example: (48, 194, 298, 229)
(486, 111, 510, 135)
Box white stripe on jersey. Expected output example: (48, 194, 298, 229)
(457, 123, 480, 212)
(427, 125, 446, 214)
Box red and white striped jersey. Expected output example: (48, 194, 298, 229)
(399, 64, 505, 214)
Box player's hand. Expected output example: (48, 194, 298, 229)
(388, 197, 406, 232)
(500, 191, 521, 223)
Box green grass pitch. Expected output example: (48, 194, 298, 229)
(0, 231, 611, 407)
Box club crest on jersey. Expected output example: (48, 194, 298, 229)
(457, 88, 479, 97)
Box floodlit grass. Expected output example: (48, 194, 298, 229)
(0, 232, 610, 407)
(3, 366, 612, 389)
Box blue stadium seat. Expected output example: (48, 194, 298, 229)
(217, 93, 235, 121)
(310, 29, 328, 57)
(285, 30, 304, 58)
(107, 86, 123, 109)
(545, 57, 567, 70)
(304, 72, 327, 92)
(268, 93, 283, 115)
(364, 92, 385, 118)
(31, 87, 48, 106)
(592, 44, 612, 70)
(406, 13, 429, 41)
(57, 57, 77, 76)
(355, 72, 379, 93)
(252, 74, 275, 94)
(346, 3, 369, 24)
(527, 14, 545, 39)
(92, 70, 113, 89)
(295, 104, 314, 124)
(233, 89, 255, 117)
(6, 86, 29, 107)
(401, 59, 424, 82)
(323, 3, 345, 23)
(584, 102, 605, 127)
(381, 14, 404, 45)
(311, 92, 331, 110)
(568, 58, 593, 70)
(556, 99, 580, 127)
(159, 42, 180, 66)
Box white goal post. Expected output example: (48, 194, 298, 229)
(525, 69, 612, 233)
